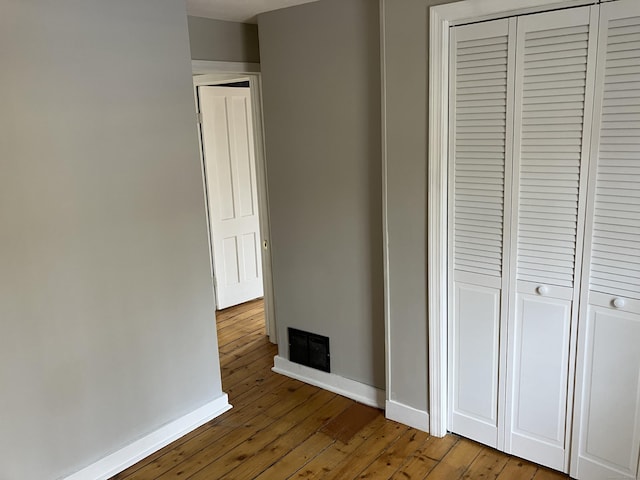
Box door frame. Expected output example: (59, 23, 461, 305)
(427, 0, 601, 437)
(192, 62, 277, 345)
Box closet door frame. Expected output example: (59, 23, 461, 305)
(427, 0, 600, 438)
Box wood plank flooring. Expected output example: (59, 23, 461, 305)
(112, 300, 570, 480)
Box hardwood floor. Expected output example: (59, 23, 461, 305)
(112, 300, 570, 480)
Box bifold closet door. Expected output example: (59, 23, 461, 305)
(505, 6, 598, 472)
(571, 1, 640, 479)
(448, 18, 515, 450)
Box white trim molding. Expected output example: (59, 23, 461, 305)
(428, 0, 600, 439)
(379, 0, 392, 414)
(385, 400, 430, 433)
(428, 2, 451, 439)
(192, 60, 260, 75)
(436, 0, 597, 26)
(272, 356, 386, 409)
(63, 395, 231, 480)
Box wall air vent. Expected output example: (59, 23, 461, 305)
(288, 328, 330, 373)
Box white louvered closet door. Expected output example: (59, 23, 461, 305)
(505, 6, 598, 472)
(572, 1, 640, 479)
(448, 18, 515, 450)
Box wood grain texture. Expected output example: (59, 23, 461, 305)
(320, 403, 381, 443)
(113, 300, 570, 480)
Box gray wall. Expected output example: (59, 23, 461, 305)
(0, 1, 222, 478)
(258, 0, 385, 389)
(188, 16, 260, 63)
(382, 0, 457, 411)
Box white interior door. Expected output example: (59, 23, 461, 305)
(448, 17, 515, 450)
(199, 86, 264, 310)
(505, 6, 598, 472)
(571, 1, 640, 478)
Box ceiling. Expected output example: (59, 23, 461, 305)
(186, 0, 320, 24)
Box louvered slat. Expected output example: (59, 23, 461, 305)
(515, 23, 592, 287)
(590, 15, 640, 300)
(453, 30, 510, 278)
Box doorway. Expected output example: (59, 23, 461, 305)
(193, 72, 276, 345)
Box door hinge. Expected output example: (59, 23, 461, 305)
(197, 112, 203, 124)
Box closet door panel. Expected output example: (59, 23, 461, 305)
(589, 9, 640, 302)
(506, 6, 598, 472)
(451, 280, 501, 445)
(572, 1, 640, 478)
(573, 307, 640, 480)
(448, 18, 514, 449)
(512, 6, 596, 290)
(510, 293, 571, 470)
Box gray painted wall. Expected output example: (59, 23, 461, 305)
(188, 16, 260, 62)
(382, 0, 458, 411)
(0, 1, 222, 478)
(258, 0, 385, 389)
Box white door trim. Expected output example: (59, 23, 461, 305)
(427, 0, 600, 438)
(379, 0, 392, 416)
(192, 63, 277, 345)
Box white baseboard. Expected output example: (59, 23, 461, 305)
(385, 400, 430, 433)
(272, 356, 385, 409)
(63, 394, 231, 480)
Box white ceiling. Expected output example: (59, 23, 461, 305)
(186, 0, 320, 24)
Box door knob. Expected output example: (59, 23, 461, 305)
(612, 297, 625, 309)
(536, 285, 548, 296)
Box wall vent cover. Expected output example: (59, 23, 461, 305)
(288, 328, 330, 373)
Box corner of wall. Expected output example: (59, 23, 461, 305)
(63, 395, 231, 480)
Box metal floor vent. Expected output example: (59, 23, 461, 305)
(288, 328, 330, 373)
